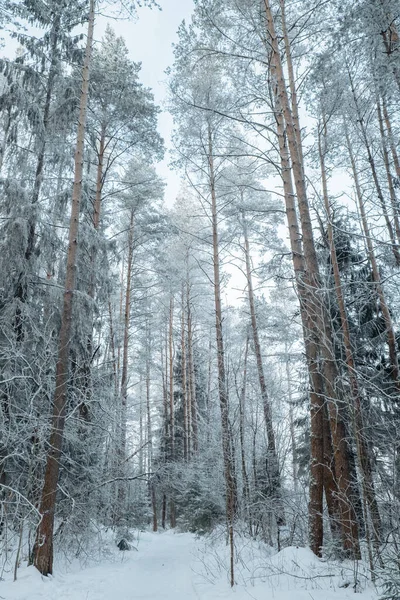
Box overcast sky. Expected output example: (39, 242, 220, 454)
(1, 2, 194, 206)
(98, 1, 195, 206)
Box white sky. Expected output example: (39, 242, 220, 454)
(1, 1, 194, 206)
(98, 1, 195, 206)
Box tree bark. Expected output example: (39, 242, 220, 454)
(382, 97, 400, 179)
(319, 122, 382, 548)
(117, 208, 134, 520)
(241, 210, 285, 526)
(33, 0, 96, 576)
(279, 0, 303, 163)
(0, 105, 12, 172)
(168, 297, 176, 528)
(187, 281, 198, 453)
(161, 494, 167, 529)
(146, 342, 157, 532)
(169, 297, 175, 458)
(162, 337, 169, 444)
(208, 122, 235, 587)
(239, 334, 252, 533)
(265, 2, 360, 556)
(284, 343, 298, 496)
(181, 284, 188, 461)
(376, 99, 400, 245)
(93, 124, 106, 231)
(273, 96, 325, 556)
(322, 403, 342, 542)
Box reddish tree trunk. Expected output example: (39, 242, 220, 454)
(266, 1, 360, 556)
(33, 0, 96, 576)
(273, 96, 325, 556)
(319, 123, 382, 547)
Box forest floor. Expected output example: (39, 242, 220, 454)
(0, 529, 379, 599)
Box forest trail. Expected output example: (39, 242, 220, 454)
(1, 531, 377, 600)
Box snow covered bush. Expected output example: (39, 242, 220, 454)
(378, 553, 400, 600)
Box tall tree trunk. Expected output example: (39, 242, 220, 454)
(108, 299, 119, 398)
(208, 123, 235, 587)
(239, 334, 252, 533)
(322, 404, 342, 542)
(33, 0, 95, 576)
(0, 106, 12, 172)
(181, 284, 188, 461)
(161, 494, 167, 530)
(265, 0, 360, 557)
(346, 130, 400, 389)
(241, 210, 285, 526)
(382, 97, 400, 178)
(146, 340, 157, 532)
(319, 122, 382, 549)
(76, 125, 107, 423)
(376, 99, 400, 244)
(186, 326, 192, 458)
(169, 297, 175, 458)
(284, 343, 298, 496)
(273, 97, 325, 556)
(279, 0, 303, 163)
(117, 255, 125, 380)
(161, 336, 168, 531)
(93, 125, 106, 231)
(117, 208, 134, 520)
(139, 375, 144, 475)
(206, 333, 212, 445)
(187, 281, 198, 453)
(162, 337, 169, 444)
(168, 297, 176, 528)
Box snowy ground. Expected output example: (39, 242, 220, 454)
(0, 530, 379, 600)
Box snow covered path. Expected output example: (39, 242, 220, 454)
(1, 531, 378, 600)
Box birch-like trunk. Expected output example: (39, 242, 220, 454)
(346, 130, 400, 388)
(117, 208, 134, 519)
(187, 281, 198, 453)
(241, 211, 285, 526)
(347, 69, 400, 265)
(382, 97, 400, 178)
(168, 297, 176, 528)
(146, 342, 157, 532)
(181, 284, 188, 461)
(376, 99, 400, 245)
(208, 123, 235, 587)
(284, 342, 298, 497)
(238, 334, 252, 533)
